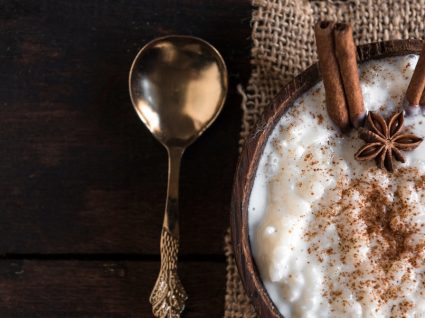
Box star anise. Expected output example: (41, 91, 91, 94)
(354, 111, 423, 172)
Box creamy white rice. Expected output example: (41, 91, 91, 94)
(249, 55, 425, 318)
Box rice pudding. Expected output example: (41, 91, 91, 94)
(249, 55, 425, 317)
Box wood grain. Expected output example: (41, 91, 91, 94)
(0, 0, 251, 255)
(0, 0, 251, 316)
(231, 40, 424, 318)
(0, 259, 225, 318)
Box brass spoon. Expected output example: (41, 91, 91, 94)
(129, 36, 228, 318)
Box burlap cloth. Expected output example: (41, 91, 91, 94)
(224, 0, 425, 317)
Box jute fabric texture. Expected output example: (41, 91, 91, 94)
(225, 1, 425, 317)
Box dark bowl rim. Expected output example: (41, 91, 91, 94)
(230, 39, 423, 318)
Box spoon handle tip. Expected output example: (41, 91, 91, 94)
(150, 228, 187, 318)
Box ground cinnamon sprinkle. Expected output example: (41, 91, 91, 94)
(356, 181, 408, 271)
(304, 167, 425, 314)
(317, 114, 324, 125)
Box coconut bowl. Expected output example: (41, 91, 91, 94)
(230, 39, 423, 318)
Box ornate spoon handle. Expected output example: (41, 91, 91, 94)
(149, 147, 187, 318)
(150, 228, 187, 317)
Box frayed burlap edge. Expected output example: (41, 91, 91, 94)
(224, 1, 425, 317)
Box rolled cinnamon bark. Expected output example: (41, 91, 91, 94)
(314, 21, 350, 131)
(407, 41, 425, 107)
(420, 91, 425, 107)
(334, 23, 365, 128)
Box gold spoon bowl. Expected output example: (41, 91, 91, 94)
(129, 35, 228, 318)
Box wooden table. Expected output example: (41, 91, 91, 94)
(0, 1, 251, 317)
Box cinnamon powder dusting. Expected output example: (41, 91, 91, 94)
(305, 167, 425, 315)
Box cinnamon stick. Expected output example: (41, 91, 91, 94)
(407, 41, 425, 107)
(420, 90, 425, 107)
(334, 23, 365, 128)
(314, 21, 350, 131)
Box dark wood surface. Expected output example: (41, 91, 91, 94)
(0, 0, 251, 317)
(230, 40, 424, 318)
(0, 260, 225, 318)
